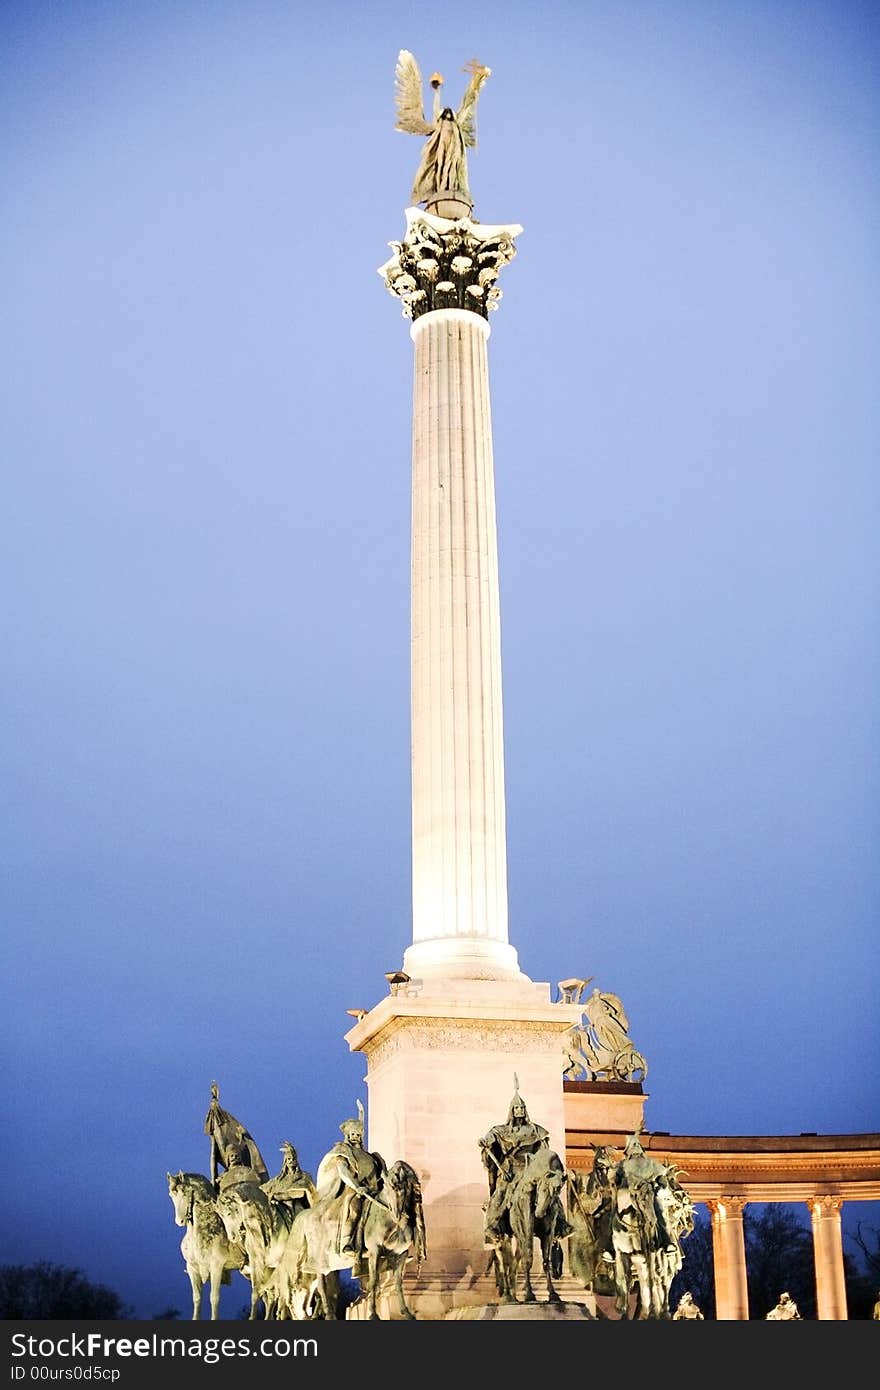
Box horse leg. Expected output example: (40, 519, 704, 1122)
(209, 1265, 224, 1321)
(248, 1270, 260, 1320)
(367, 1252, 381, 1320)
(543, 1239, 561, 1303)
(632, 1255, 651, 1319)
(394, 1258, 415, 1320)
(519, 1234, 536, 1303)
(188, 1267, 203, 1321)
(613, 1251, 630, 1317)
(496, 1243, 515, 1303)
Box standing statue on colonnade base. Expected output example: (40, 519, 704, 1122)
(766, 1291, 803, 1320)
(672, 1291, 705, 1319)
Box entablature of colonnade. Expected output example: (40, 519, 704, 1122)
(564, 1107, 880, 1202)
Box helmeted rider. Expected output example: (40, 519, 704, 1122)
(314, 1101, 387, 1257)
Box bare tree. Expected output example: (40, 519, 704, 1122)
(0, 1263, 132, 1319)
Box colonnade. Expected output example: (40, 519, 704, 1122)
(708, 1194, 848, 1319)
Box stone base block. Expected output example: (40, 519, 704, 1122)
(445, 1300, 596, 1320)
(346, 1272, 607, 1321)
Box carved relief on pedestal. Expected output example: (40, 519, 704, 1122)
(379, 207, 522, 321)
(363, 1016, 567, 1070)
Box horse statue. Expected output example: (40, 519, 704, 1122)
(608, 1135, 693, 1319)
(167, 1170, 246, 1320)
(610, 1173, 664, 1317)
(486, 1145, 571, 1305)
(652, 1161, 695, 1316)
(216, 1179, 301, 1319)
(565, 1145, 618, 1300)
(274, 1158, 426, 1320)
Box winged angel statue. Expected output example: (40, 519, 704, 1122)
(394, 50, 491, 205)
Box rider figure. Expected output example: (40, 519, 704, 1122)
(314, 1102, 386, 1257)
(262, 1141, 317, 1224)
(215, 1124, 270, 1192)
(203, 1081, 269, 1189)
(614, 1131, 677, 1254)
(478, 1077, 550, 1246)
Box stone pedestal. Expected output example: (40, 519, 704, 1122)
(563, 1081, 647, 1146)
(345, 977, 582, 1319)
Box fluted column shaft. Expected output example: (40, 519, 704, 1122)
(381, 209, 523, 982)
(811, 1196, 848, 1319)
(404, 307, 516, 979)
(709, 1197, 750, 1320)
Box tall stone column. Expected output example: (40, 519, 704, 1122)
(810, 1195, 848, 1319)
(381, 208, 524, 983)
(708, 1197, 749, 1319)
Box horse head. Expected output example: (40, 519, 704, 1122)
(168, 1170, 209, 1227)
(385, 1160, 427, 1263)
(168, 1172, 190, 1227)
(529, 1149, 566, 1221)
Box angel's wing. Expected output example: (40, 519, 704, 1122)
(456, 62, 490, 148)
(395, 50, 434, 136)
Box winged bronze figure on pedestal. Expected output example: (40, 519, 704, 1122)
(394, 50, 491, 205)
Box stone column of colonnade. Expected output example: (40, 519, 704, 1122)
(708, 1197, 749, 1319)
(705, 1193, 850, 1319)
(811, 1196, 848, 1320)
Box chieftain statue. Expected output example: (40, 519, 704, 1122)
(203, 1081, 269, 1188)
(478, 1078, 572, 1304)
(394, 50, 491, 207)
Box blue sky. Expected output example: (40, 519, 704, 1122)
(2, 0, 878, 1317)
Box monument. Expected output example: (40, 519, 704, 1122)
(166, 49, 880, 1322)
(340, 51, 595, 1319)
(168, 51, 693, 1325)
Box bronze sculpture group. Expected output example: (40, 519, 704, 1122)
(168, 1078, 696, 1320)
(168, 1087, 425, 1320)
(566, 1134, 696, 1318)
(480, 1083, 695, 1319)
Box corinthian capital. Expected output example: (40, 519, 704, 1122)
(379, 207, 522, 321)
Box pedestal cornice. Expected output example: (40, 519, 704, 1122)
(345, 988, 584, 1061)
